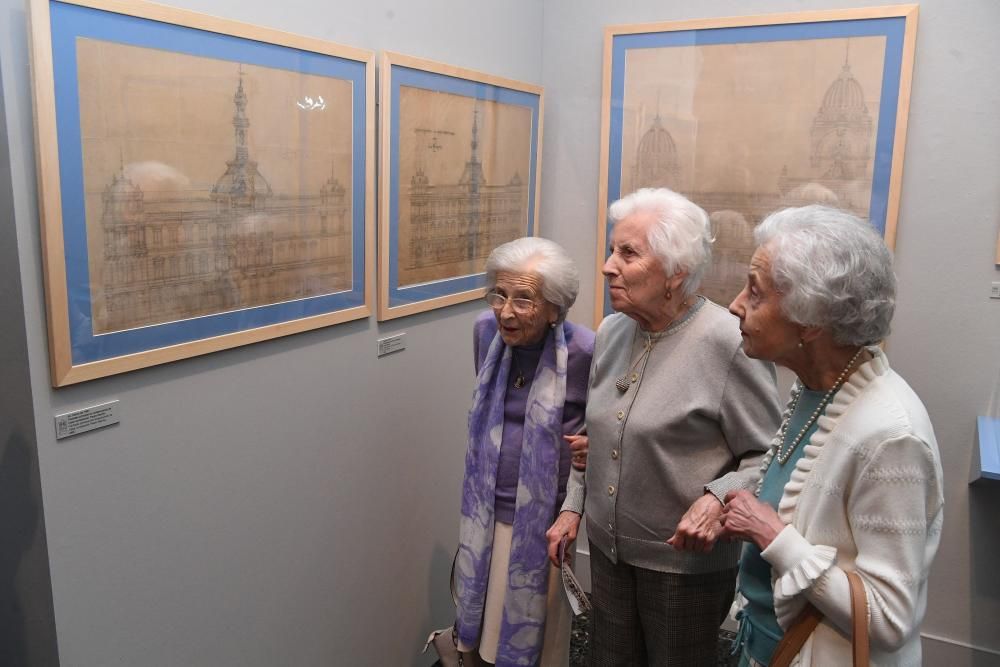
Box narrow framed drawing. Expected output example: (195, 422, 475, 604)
(379, 52, 543, 320)
(29, 0, 375, 386)
(595, 6, 918, 325)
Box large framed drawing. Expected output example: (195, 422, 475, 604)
(379, 52, 543, 320)
(595, 6, 918, 325)
(29, 0, 375, 386)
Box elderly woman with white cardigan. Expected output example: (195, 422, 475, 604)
(721, 205, 944, 666)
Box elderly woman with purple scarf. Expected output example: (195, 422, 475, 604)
(452, 237, 595, 666)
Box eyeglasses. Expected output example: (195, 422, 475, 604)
(485, 291, 538, 315)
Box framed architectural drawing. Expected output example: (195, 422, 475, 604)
(594, 6, 918, 325)
(379, 52, 543, 320)
(29, 0, 375, 386)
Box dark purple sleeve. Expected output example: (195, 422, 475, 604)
(473, 311, 498, 376)
(555, 321, 596, 503)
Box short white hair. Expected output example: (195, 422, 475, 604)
(484, 237, 580, 322)
(755, 205, 896, 346)
(608, 188, 713, 298)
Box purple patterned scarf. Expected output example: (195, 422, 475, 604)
(455, 323, 568, 666)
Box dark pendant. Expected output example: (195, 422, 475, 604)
(513, 374, 525, 389)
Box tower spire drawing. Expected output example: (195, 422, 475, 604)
(233, 65, 249, 165)
(403, 98, 526, 276)
(459, 104, 485, 189)
(212, 65, 273, 209)
(459, 102, 486, 257)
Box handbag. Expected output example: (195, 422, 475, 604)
(421, 552, 487, 667)
(769, 570, 870, 667)
(422, 625, 464, 667)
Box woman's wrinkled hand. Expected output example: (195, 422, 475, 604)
(545, 511, 582, 566)
(566, 434, 589, 471)
(720, 490, 786, 551)
(667, 492, 725, 553)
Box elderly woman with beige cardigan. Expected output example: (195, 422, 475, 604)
(721, 205, 944, 666)
(546, 188, 781, 666)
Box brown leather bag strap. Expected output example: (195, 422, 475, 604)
(769, 570, 870, 667)
(847, 570, 870, 667)
(769, 603, 823, 667)
(449, 548, 459, 606)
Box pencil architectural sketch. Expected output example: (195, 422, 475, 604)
(79, 39, 355, 334)
(396, 87, 531, 286)
(621, 37, 885, 305)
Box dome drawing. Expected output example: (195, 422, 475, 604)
(810, 57, 874, 181)
(633, 115, 679, 189)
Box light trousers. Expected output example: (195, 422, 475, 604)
(459, 521, 571, 666)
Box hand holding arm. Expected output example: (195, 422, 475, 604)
(719, 489, 786, 550)
(566, 434, 589, 471)
(667, 492, 725, 553)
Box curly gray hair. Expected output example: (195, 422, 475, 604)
(755, 205, 896, 346)
(484, 237, 580, 322)
(608, 188, 714, 299)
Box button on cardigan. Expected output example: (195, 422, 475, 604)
(563, 302, 782, 574)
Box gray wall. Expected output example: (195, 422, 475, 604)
(0, 1, 541, 665)
(540, 0, 1000, 664)
(2, 0, 999, 664)
(0, 56, 60, 667)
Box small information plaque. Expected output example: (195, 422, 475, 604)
(377, 333, 406, 357)
(54, 400, 120, 440)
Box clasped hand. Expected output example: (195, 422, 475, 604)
(718, 490, 786, 551)
(666, 492, 726, 552)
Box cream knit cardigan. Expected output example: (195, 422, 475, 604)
(754, 347, 944, 666)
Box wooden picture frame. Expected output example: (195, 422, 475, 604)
(594, 5, 918, 326)
(378, 52, 543, 321)
(28, 0, 375, 386)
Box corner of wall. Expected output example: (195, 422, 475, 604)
(0, 56, 61, 667)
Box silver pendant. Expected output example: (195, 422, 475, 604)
(513, 374, 525, 389)
(615, 375, 630, 393)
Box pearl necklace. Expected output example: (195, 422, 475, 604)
(775, 347, 865, 464)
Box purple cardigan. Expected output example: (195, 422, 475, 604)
(473, 311, 595, 523)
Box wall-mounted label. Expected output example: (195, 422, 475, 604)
(377, 333, 406, 357)
(54, 400, 120, 440)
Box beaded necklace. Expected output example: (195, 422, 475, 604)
(774, 346, 865, 464)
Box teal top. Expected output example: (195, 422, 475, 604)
(737, 387, 833, 665)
